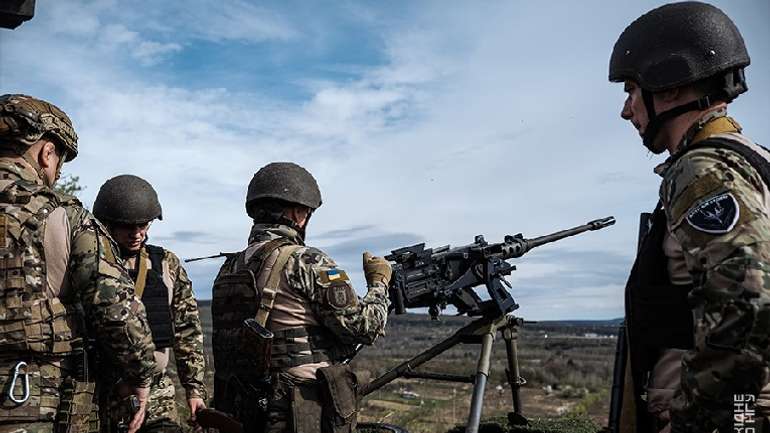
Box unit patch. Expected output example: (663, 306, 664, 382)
(685, 192, 739, 234)
(328, 285, 355, 309)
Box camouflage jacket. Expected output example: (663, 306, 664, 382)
(0, 159, 156, 387)
(654, 113, 770, 432)
(123, 245, 207, 400)
(248, 224, 389, 377)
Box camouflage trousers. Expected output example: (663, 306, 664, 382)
(103, 374, 182, 433)
(0, 423, 53, 433)
(264, 374, 322, 433)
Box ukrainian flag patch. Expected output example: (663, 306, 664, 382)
(319, 268, 349, 285)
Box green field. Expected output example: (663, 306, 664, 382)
(166, 301, 618, 432)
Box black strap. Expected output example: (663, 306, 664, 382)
(146, 244, 165, 274)
(141, 244, 175, 350)
(641, 90, 715, 152)
(678, 137, 770, 189)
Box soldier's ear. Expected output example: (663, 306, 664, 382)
(37, 139, 60, 170)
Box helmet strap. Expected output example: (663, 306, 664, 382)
(641, 89, 716, 153)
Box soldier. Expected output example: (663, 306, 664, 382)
(0, 94, 156, 433)
(609, 3, 770, 433)
(92, 175, 207, 432)
(212, 162, 391, 433)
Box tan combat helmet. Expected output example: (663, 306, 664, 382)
(0, 94, 79, 161)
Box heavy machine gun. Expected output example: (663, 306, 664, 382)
(359, 216, 616, 433)
(386, 216, 616, 318)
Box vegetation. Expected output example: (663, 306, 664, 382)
(54, 173, 83, 196)
(175, 302, 617, 433)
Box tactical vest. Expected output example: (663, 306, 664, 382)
(127, 244, 174, 350)
(212, 238, 338, 411)
(0, 171, 96, 428)
(625, 131, 770, 427)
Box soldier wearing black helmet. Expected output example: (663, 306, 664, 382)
(211, 162, 391, 433)
(0, 94, 156, 433)
(93, 175, 207, 433)
(610, 2, 770, 432)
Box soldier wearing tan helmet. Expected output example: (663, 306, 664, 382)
(211, 162, 391, 433)
(0, 94, 156, 433)
(610, 3, 770, 432)
(93, 175, 207, 433)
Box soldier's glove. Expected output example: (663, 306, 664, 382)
(363, 252, 392, 287)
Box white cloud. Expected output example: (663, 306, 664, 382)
(3, 0, 769, 319)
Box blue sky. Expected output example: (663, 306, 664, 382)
(1, 0, 768, 320)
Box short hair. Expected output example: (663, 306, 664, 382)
(247, 198, 295, 223)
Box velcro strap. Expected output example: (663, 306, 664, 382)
(271, 352, 331, 369)
(273, 327, 311, 339)
(271, 343, 315, 355)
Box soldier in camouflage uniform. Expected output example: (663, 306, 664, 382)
(212, 162, 391, 433)
(0, 94, 156, 433)
(609, 3, 770, 433)
(92, 175, 207, 432)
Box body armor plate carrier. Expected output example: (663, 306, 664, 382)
(212, 238, 337, 414)
(0, 172, 96, 429)
(128, 244, 174, 350)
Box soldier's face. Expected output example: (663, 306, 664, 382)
(620, 80, 649, 137)
(110, 222, 151, 253)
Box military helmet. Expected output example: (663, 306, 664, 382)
(93, 175, 163, 224)
(246, 162, 322, 214)
(609, 2, 749, 99)
(0, 94, 79, 161)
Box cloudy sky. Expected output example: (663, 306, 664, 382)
(1, 0, 768, 320)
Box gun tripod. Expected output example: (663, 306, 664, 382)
(359, 311, 529, 433)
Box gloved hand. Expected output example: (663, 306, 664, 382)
(362, 252, 392, 287)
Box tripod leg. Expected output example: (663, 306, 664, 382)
(503, 324, 528, 426)
(503, 325, 522, 414)
(466, 332, 494, 433)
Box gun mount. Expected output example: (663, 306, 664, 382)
(359, 216, 616, 433)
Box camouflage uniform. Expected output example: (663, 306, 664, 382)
(649, 112, 770, 432)
(213, 223, 389, 433)
(0, 161, 157, 432)
(112, 245, 206, 432)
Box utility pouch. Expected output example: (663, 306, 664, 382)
(316, 364, 358, 433)
(56, 376, 99, 433)
(244, 318, 274, 377)
(290, 381, 323, 433)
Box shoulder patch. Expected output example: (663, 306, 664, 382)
(318, 268, 350, 285)
(685, 192, 740, 234)
(327, 284, 357, 309)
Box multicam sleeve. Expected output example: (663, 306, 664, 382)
(285, 247, 389, 346)
(661, 149, 770, 432)
(66, 208, 156, 387)
(166, 251, 207, 400)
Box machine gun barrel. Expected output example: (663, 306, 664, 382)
(501, 216, 616, 259)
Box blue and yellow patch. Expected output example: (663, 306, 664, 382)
(319, 268, 350, 285)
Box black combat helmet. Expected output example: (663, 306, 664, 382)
(0, 94, 79, 161)
(93, 175, 163, 224)
(245, 162, 322, 217)
(609, 2, 750, 151)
